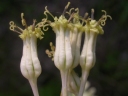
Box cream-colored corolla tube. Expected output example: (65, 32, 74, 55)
(59, 25, 66, 69)
(21, 34, 40, 96)
(80, 20, 90, 70)
(65, 28, 73, 70)
(20, 39, 28, 78)
(53, 28, 60, 69)
(70, 27, 82, 68)
(30, 34, 42, 78)
(85, 30, 97, 71)
(61, 26, 73, 96)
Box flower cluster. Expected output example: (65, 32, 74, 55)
(45, 2, 111, 96)
(9, 2, 111, 96)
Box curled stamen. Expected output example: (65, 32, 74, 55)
(9, 21, 15, 30)
(97, 10, 112, 26)
(68, 12, 74, 22)
(43, 24, 49, 31)
(100, 20, 106, 26)
(73, 11, 83, 24)
(72, 12, 80, 23)
(35, 19, 47, 28)
(36, 23, 43, 28)
(101, 10, 112, 20)
(44, 7, 49, 19)
(65, 2, 70, 9)
(42, 18, 47, 22)
(10, 25, 15, 31)
(96, 15, 104, 26)
(62, 2, 70, 16)
(66, 8, 74, 15)
(84, 13, 89, 19)
(44, 6, 54, 19)
(101, 10, 106, 15)
(36, 18, 49, 31)
(91, 9, 94, 19)
(9, 21, 23, 34)
(21, 13, 27, 28)
(107, 15, 112, 20)
(83, 17, 91, 26)
(82, 12, 89, 25)
(75, 8, 79, 14)
(9, 26, 21, 34)
(32, 19, 36, 31)
(9, 21, 15, 25)
(16, 26, 24, 32)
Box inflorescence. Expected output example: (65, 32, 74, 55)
(9, 2, 112, 96)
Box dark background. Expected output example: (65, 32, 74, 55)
(0, 0, 128, 96)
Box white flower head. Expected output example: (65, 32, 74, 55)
(9, 13, 47, 96)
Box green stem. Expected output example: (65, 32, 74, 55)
(60, 70, 68, 96)
(29, 79, 39, 96)
(78, 70, 89, 96)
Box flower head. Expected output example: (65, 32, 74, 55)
(44, 3, 112, 96)
(9, 13, 47, 96)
